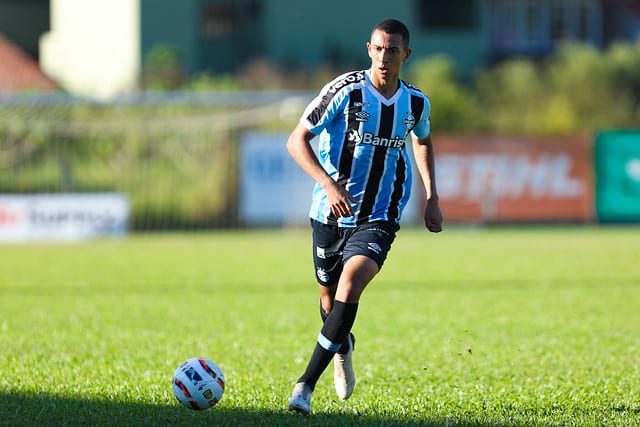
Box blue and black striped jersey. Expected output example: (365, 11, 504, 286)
(301, 69, 431, 227)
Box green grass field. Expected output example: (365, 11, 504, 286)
(1, 226, 638, 426)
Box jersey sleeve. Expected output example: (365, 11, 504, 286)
(410, 96, 431, 139)
(299, 72, 353, 135)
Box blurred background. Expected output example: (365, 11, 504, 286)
(1, 0, 639, 241)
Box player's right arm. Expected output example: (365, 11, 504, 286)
(287, 123, 357, 218)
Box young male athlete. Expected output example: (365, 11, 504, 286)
(286, 18, 443, 416)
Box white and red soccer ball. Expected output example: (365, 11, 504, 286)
(172, 357, 225, 410)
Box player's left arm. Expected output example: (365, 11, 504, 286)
(412, 133, 443, 233)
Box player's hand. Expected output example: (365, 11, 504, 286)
(424, 198, 443, 233)
(325, 182, 359, 218)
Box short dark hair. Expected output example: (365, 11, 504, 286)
(372, 18, 410, 48)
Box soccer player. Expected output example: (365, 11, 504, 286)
(286, 18, 443, 415)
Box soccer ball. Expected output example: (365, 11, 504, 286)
(172, 357, 225, 410)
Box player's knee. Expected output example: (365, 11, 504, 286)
(336, 281, 367, 304)
(319, 285, 337, 314)
(320, 298, 333, 315)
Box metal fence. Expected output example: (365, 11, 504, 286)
(0, 91, 312, 230)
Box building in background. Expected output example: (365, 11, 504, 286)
(39, 0, 141, 98)
(0, 0, 54, 92)
(0, 0, 49, 59)
(0, 34, 56, 92)
(0, 0, 639, 98)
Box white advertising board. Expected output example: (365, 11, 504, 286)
(240, 132, 313, 226)
(0, 193, 130, 242)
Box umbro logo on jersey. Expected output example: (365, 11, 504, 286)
(355, 111, 370, 121)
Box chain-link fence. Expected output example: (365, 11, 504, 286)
(0, 91, 311, 229)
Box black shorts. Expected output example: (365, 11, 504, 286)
(311, 219, 399, 286)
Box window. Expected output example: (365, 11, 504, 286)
(200, 3, 236, 39)
(489, 0, 602, 54)
(417, 0, 477, 30)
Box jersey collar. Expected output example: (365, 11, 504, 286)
(365, 69, 403, 106)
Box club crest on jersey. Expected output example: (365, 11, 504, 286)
(404, 112, 416, 129)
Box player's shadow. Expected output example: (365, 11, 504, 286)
(0, 391, 516, 427)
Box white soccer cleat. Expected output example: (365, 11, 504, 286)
(288, 382, 312, 416)
(334, 333, 356, 400)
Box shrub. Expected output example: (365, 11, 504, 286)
(406, 55, 479, 132)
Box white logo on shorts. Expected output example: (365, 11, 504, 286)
(368, 242, 382, 254)
(316, 246, 326, 259)
(317, 268, 330, 283)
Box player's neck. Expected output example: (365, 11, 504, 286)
(373, 80, 399, 99)
(369, 70, 400, 99)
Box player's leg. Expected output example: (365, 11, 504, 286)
(330, 255, 377, 399)
(289, 220, 343, 415)
(289, 221, 397, 412)
(319, 283, 336, 320)
(292, 221, 347, 386)
(332, 221, 399, 400)
(319, 283, 353, 347)
(334, 255, 379, 303)
(318, 279, 357, 401)
(293, 255, 378, 399)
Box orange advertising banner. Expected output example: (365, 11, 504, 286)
(431, 134, 594, 223)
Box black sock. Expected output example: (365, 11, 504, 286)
(299, 301, 358, 390)
(320, 301, 355, 355)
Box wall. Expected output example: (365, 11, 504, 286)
(262, 0, 486, 74)
(140, 0, 199, 75)
(40, 0, 140, 99)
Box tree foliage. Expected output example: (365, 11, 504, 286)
(407, 40, 640, 134)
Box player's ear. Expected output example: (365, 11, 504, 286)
(367, 42, 375, 58)
(403, 48, 412, 62)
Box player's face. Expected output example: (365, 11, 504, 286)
(367, 30, 411, 86)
